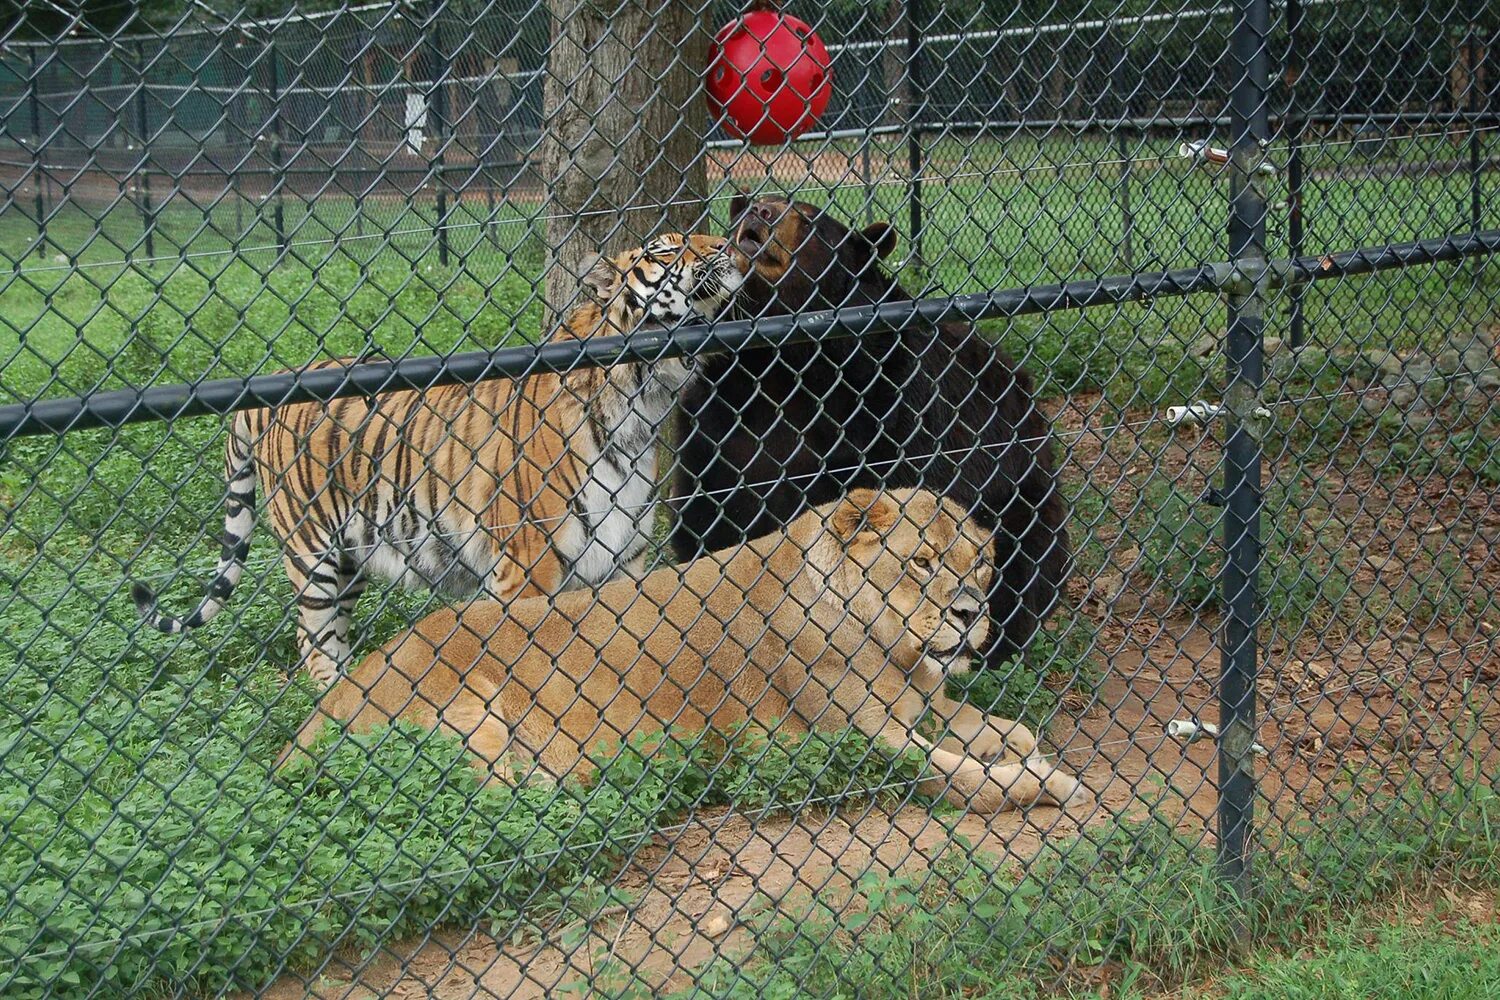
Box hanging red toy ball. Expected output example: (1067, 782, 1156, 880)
(706, 5, 832, 145)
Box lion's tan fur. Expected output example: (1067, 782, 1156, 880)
(285, 488, 1083, 812)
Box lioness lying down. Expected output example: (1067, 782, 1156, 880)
(285, 488, 1084, 812)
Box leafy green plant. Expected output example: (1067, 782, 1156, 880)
(945, 617, 1096, 726)
(1131, 479, 1356, 626)
(0, 706, 925, 1000)
(1374, 410, 1499, 486)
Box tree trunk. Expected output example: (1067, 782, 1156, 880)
(880, 0, 906, 129)
(539, 0, 710, 326)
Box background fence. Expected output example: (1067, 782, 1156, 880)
(1, 0, 1498, 997)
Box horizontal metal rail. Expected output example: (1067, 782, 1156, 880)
(2, 227, 1498, 442)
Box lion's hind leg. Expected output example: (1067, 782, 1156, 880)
(439, 698, 521, 785)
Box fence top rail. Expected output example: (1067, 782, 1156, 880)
(0, 261, 1225, 440)
(4, 226, 1498, 442)
(0, 0, 404, 47)
(0, 0, 1332, 51)
(829, 0, 1335, 53)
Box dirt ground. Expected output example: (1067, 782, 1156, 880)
(256, 385, 1500, 1000)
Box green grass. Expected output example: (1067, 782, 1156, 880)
(1, 133, 1497, 997)
(1195, 915, 1500, 1000)
(0, 719, 927, 999)
(583, 754, 1500, 1000)
(1123, 477, 1359, 627)
(3, 133, 1494, 409)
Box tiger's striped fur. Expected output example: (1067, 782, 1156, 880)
(132, 233, 746, 688)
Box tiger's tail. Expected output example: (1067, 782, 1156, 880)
(132, 414, 258, 634)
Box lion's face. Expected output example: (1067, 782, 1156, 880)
(809, 488, 995, 674)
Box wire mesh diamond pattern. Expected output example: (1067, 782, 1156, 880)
(0, 1, 1496, 998)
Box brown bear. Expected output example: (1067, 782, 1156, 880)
(671, 194, 1070, 667)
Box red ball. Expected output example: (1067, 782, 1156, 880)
(706, 10, 832, 146)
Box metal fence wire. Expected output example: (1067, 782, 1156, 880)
(0, 0, 1497, 996)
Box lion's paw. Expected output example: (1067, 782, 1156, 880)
(1025, 756, 1089, 808)
(967, 719, 1038, 761)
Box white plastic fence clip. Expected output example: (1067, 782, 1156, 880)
(1165, 400, 1225, 427)
(1166, 719, 1268, 755)
(1179, 138, 1230, 166)
(1178, 139, 1278, 176)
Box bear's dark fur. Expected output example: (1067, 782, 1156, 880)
(671, 194, 1070, 666)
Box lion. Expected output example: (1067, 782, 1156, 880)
(674, 195, 1070, 670)
(283, 488, 1084, 813)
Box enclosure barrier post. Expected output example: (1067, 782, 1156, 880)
(1112, 26, 1135, 271)
(1218, 0, 1269, 908)
(1285, 0, 1305, 348)
(268, 40, 287, 255)
(1469, 25, 1483, 235)
(221, 42, 245, 246)
(135, 42, 156, 260)
(860, 142, 874, 226)
(904, 0, 925, 272)
(356, 23, 370, 247)
(28, 48, 45, 259)
(428, 0, 450, 267)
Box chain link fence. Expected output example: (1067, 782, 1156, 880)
(1, 0, 1497, 997)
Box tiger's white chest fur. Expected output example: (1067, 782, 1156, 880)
(351, 362, 686, 600)
(552, 368, 683, 588)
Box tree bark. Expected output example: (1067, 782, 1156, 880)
(539, 0, 711, 326)
(880, 0, 906, 129)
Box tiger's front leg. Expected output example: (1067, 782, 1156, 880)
(483, 532, 562, 606)
(284, 545, 356, 690)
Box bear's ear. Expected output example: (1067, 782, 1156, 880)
(729, 193, 751, 222)
(579, 253, 617, 301)
(861, 222, 899, 260)
(829, 489, 900, 545)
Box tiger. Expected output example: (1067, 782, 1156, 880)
(132, 233, 748, 688)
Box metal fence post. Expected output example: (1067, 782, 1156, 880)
(1285, 0, 1306, 348)
(28, 48, 46, 259)
(1469, 25, 1483, 234)
(356, 23, 370, 248)
(428, 0, 450, 267)
(485, 166, 498, 248)
(904, 0, 925, 272)
(1218, 0, 1269, 907)
(268, 39, 287, 255)
(135, 42, 156, 260)
(861, 141, 874, 226)
(221, 42, 245, 245)
(1112, 27, 1135, 271)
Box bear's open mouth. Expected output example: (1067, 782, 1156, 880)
(735, 228, 766, 259)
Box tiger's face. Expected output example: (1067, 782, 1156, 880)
(582, 233, 748, 331)
(576, 233, 748, 397)
(567, 233, 744, 401)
